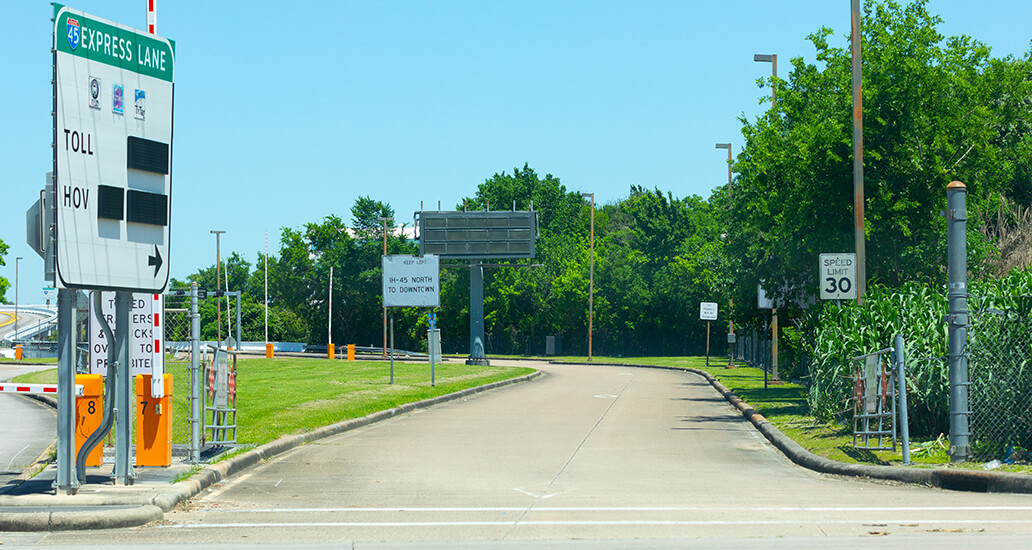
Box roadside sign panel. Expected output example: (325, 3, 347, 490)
(53, 5, 174, 292)
(88, 291, 164, 380)
(699, 302, 718, 321)
(382, 255, 440, 307)
(416, 211, 537, 259)
(819, 253, 858, 300)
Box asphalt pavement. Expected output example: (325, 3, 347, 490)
(1, 360, 1030, 546)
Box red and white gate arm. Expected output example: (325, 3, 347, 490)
(0, 384, 84, 397)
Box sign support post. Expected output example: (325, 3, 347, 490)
(54, 288, 78, 494)
(113, 292, 135, 484)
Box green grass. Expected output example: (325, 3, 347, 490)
(0, 356, 58, 364)
(13, 356, 534, 446)
(548, 354, 1031, 473)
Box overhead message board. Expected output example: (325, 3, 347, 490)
(416, 211, 537, 259)
(53, 5, 174, 292)
(382, 255, 440, 307)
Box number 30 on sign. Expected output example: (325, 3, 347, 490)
(819, 253, 857, 300)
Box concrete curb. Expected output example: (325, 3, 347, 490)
(570, 360, 1032, 494)
(0, 505, 163, 532)
(1, 370, 541, 532)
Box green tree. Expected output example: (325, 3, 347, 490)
(0, 237, 9, 302)
(727, 0, 1032, 327)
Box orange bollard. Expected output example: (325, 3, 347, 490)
(136, 374, 173, 467)
(266, 342, 274, 358)
(14, 345, 23, 360)
(75, 374, 103, 467)
(327, 343, 335, 359)
(347, 344, 355, 361)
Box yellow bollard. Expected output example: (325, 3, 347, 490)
(328, 343, 335, 359)
(266, 342, 274, 358)
(347, 344, 355, 361)
(136, 374, 173, 467)
(75, 374, 104, 467)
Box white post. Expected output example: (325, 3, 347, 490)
(265, 230, 269, 346)
(328, 266, 333, 349)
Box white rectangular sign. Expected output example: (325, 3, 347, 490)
(819, 253, 858, 300)
(699, 302, 718, 321)
(88, 292, 164, 396)
(382, 255, 440, 307)
(54, 6, 174, 292)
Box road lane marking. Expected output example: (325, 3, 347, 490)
(164, 518, 1032, 529)
(210, 506, 1032, 513)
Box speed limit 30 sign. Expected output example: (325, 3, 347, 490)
(819, 253, 857, 300)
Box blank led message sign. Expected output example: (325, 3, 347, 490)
(416, 211, 538, 259)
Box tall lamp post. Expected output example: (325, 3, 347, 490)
(210, 230, 226, 344)
(378, 217, 393, 357)
(582, 193, 594, 362)
(715, 144, 735, 367)
(14, 256, 23, 342)
(753, 53, 778, 106)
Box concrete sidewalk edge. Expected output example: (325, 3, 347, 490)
(1, 370, 542, 532)
(573, 361, 1032, 495)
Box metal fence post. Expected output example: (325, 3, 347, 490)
(947, 181, 970, 462)
(894, 333, 911, 464)
(190, 282, 201, 463)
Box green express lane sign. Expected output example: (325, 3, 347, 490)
(53, 5, 174, 292)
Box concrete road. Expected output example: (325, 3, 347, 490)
(21, 361, 1032, 547)
(0, 364, 57, 490)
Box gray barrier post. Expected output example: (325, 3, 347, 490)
(894, 333, 911, 464)
(947, 181, 970, 462)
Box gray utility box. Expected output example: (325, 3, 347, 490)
(546, 335, 563, 356)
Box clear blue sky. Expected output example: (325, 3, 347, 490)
(3, 0, 1030, 303)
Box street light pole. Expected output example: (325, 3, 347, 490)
(582, 193, 594, 362)
(378, 217, 393, 358)
(14, 256, 23, 342)
(714, 144, 736, 365)
(714, 143, 732, 197)
(753, 53, 778, 106)
(210, 230, 225, 344)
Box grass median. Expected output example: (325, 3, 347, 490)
(13, 356, 536, 446)
(548, 355, 1030, 474)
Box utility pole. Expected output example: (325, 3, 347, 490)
(582, 194, 594, 361)
(851, 0, 867, 301)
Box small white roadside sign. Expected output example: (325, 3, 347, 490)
(382, 255, 440, 308)
(88, 292, 164, 396)
(699, 302, 718, 321)
(819, 253, 858, 300)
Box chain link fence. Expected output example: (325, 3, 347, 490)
(968, 296, 1032, 459)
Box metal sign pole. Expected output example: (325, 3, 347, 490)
(113, 291, 135, 484)
(54, 288, 78, 494)
(467, 263, 488, 365)
(389, 311, 395, 384)
(706, 321, 710, 368)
